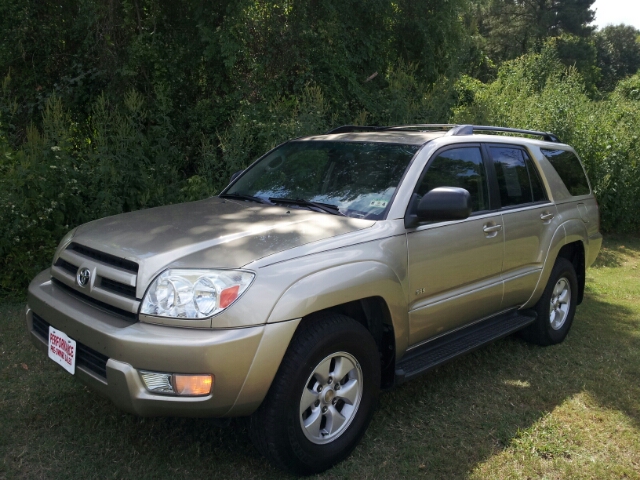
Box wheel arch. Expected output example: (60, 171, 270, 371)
(267, 261, 408, 389)
(299, 297, 397, 389)
(522, 220, 587, 309)
(557, 240, 586, 304)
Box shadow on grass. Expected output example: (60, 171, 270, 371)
(1, 243, 639, 479)
(338, 290, 639, 478)
(592, 234, 640, 268)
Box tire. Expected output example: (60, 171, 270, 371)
(249, 313, 380, 475)
(520, 257, 578, 346)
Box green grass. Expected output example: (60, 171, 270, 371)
(1, 236, 640, 479)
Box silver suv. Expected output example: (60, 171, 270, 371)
(26, 124, 601, 474)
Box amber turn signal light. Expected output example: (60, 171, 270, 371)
(173, 374, 213, 396)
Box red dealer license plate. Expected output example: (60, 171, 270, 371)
(48, 326, 76, 375)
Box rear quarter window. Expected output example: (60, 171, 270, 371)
(541, 149, 590, 196)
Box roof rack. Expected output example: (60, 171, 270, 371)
(325, 124, 456, 135)
(325, 125, 387, 134)
(447, 125, 560, 142)
(386, 124, 456, 131)
(325, 124, 561, 142)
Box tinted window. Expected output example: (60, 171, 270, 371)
(527, 155, 547, 202)
(417, 147, 489, 212)
(541, 149, 590, 196)
(491, 146, 546, 207)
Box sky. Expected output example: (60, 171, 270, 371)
(592, 0, 640, 30)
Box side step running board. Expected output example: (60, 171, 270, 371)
(395, 311, 536, 385)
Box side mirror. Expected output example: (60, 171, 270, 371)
(405, 187, 472, 228)
(229, 170, 244, 183)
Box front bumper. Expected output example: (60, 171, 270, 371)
(27, 269, 299, 417)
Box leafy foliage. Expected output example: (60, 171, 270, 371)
(470, 0, 596, 63)
(1, 0, 639, 295)
(453, 46, 640, 233)
(595, 25, 640, 91)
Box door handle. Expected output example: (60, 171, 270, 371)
(483, 224, 503, 233)
(540, 212, 555, 221)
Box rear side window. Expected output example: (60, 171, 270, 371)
(490, 146, 547, 207)
(540, 149, 590, 196)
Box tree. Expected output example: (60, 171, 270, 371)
(595, 24, 640, 91)
(475, 0, 596, 63)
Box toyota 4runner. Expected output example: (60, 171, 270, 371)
(26, 124, 602, 474)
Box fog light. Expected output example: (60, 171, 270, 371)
(173, 374, 213, 396)
(140, 371, 174, 394)
(140, 371, 213, 396)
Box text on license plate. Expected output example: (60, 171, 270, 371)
(48, 326, 76, 375)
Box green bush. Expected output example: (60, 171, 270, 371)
(2, 16, 639, 298)
(0, 0, 473, 296)
(453, 47, 640, 234)
(0, 89, 188, 295)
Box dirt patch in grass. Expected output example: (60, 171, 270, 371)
(1, 236, 639, 479)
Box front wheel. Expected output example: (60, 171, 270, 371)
(249, 313, 380, 475)
(520, 257, 578, 346)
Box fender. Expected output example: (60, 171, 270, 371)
(267, 261, 410, 358)
(521, 224, 566, 308)
(225, 319, 301, 416)
(226, 261, 410, 415)
(522, 218, 587, 309)
(563, 218, 589, 253)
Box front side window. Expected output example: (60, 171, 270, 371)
(541, 148, 590, 196)
(491, 146, 547, 207)
(416, 147, 489, 213)
(226, 141, 420, 219)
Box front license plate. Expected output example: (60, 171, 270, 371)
(48, 326, 76, 375)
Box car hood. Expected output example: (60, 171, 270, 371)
(73, 197, 373, 292)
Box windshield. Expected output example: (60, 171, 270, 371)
(224, 141, 420, 219)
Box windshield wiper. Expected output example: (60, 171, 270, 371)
(269, 197, 345, 216)
(219, 193, 272, 205)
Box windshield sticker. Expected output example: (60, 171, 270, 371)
(369, 200, 388, 208)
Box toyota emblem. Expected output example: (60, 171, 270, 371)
(77, 267, 91, 287)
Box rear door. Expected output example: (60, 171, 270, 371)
(486, 144, 558, 308)
(407, 144, 504, 346)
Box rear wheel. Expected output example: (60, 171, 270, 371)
(249, 313, 380, 475)
(520, 257, 578, 346)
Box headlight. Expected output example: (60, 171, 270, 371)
(52, 228, 77, 265)
(140, 269, 255, 319)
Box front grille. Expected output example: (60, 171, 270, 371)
(55, 257, 138, 301)
(56, 258, 77, 276)
(100, 277, 137, 299)
(31, 313, 109, 380)
(52, 278, 137, 321)
(68, 243, 139, 273)
(32, 312, 49, 339)
(77, 343, 109, 379)
(51, 243, 140, 319)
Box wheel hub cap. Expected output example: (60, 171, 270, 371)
(549, 277, 571, 330)
(323, 389, 335, 404)
(299, 352, 363, 445)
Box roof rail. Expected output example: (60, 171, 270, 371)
(325, 125, 386, 134)
(447, 125, 560, 143)
(325, 124, 456, 135)
(325, 124, 561, 142)
(386, 124, 456, 131)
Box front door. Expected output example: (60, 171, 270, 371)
(407, 145, 504, 346)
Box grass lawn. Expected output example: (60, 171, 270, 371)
(1, 236, 639, 479)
